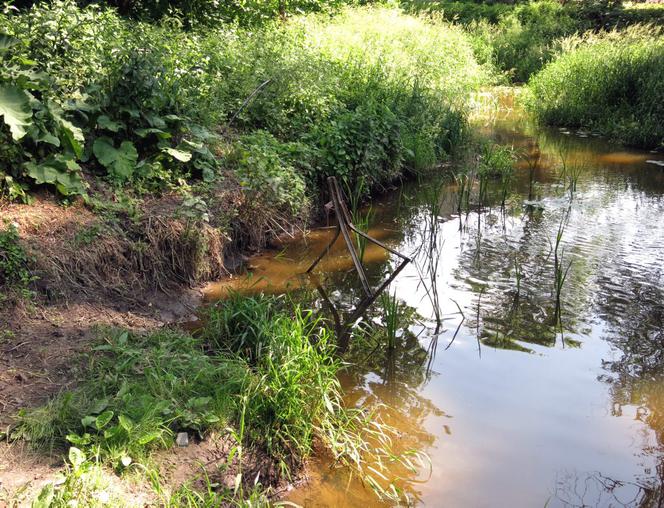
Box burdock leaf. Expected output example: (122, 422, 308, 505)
(0, 85, 32, 140)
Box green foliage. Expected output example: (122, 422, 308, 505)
(15, 328, 247, 469)
(466, 0, 581, 82)
(0, 1, 220, 198)
(200, 294, 343, 470)
(405, 0, 664, 82)
(526, 25, 664, 148)
(0, 222, 35, 300)
(31, 448, 124, 508)
(402, 0, 516, 24)
(87, 0, 356, 26)
(231, 131, 310, 216)
(0, 2, 486, 205)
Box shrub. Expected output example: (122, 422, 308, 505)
(467, 0, 582, 82)
(526, 25, 664, 148)
(406, 0, 664, 82)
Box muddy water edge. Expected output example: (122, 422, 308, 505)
(205, 89, 664, 507)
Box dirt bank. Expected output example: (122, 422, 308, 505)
(0, 178, 306, 505)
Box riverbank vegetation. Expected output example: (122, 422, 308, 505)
(526, 25, 664, 148)
(9, 295, 413, 505)
(404, 0, 664, 147)
(2, 0, 664, 505)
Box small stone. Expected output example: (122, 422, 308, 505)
(176, 432, 189, 447)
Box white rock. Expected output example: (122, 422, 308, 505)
(176, 432, 189, 447)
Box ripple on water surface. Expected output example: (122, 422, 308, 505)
(206, 92, 664, 507)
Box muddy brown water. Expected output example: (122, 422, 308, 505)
(205, 90, 664, 507)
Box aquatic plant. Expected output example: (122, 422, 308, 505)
(551, 210, 573, 327)
(379, 289, 401, 351)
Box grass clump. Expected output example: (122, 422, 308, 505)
(15, 328, 247, 469)
(526, 25, 664, 148)
(15, 294, 415, 503)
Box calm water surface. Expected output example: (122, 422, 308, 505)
(206, 91, 664, 507)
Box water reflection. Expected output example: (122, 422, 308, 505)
(205, 90, 664, 507)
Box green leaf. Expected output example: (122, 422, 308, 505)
(68, 446, 86, 467)
(118, 414, 134, 432)
(0, 85, 32, 141)
(81, 416, 96, 428)
(66, 433, 91, 446)
(31, 483, 54, 508)
(97, 115, 123, 133)
(137, 430, 162, 445)
(135, 127, 170, 139)
(162, 147, 192, 162)
(93, 137, 138, 181)
(24, 155, 85, 196)
(0, 34, 20, 54)
(91, 398, 109, 414)
(95, 410, 114, 430)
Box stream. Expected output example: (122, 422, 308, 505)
(205, 90, 664, 507)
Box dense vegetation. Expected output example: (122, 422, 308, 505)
(0, 1, 485, 210)
(404, 0, 664, 82)
(527, 25, 664, 148)
(403, 0, 664, 146)
(16, 295, 408, 505)
(2, 0, 664, 504)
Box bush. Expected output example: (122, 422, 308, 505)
(405, 0, 664, 82)
(467, 0, 581, 82)
(526, 25, 664, 148)
(0, 3, 487, 205)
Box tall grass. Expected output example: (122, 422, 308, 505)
(527, 25, 664, 148)
(16, 294, 419, 504)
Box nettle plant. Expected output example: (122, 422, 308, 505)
(0, 29, 219, 202)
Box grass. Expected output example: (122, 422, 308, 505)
(527, 24, 664, 148)
(14, 328, 247, 469)
(405, 0, 664, 83)
(14, 294, 420, 505)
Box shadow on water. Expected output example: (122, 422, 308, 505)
(205, 89, 664, 507)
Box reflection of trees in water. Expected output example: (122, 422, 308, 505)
(588, 260, 664, 506)
(551, 469, 664, 508)
(454, 204, 588, 351)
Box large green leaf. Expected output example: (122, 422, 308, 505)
(162, 147, 192, 162)
(93, 137, 138, 181)
(0, 34, 20, 54)
(0, 85, 32, 141)
(49, 101, 84, 158)
(24, 155, 85, 196)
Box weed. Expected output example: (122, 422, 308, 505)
(15, 328, 247, 469)
(550, 210, 573, 327)
(379, 290, 402, 351)
(0, 222, 36, 300)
